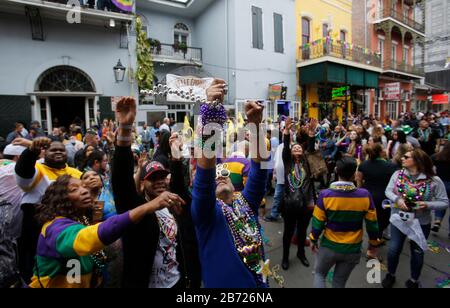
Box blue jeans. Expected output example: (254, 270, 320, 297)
(387, 224, 431, 281)
(270, 184, 284, 219)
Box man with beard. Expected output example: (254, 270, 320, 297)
(191, 79, 270, 288)
(112, 97, 200, 288)
(415, 120, 439, 156)
(14, 137, 82, 282)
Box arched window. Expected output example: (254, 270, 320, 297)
(37, 66, 95, 92)
(174, 23, 189, 45)
(174, 23, 189, 31)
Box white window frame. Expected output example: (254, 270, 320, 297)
(173, 23, 191, 46)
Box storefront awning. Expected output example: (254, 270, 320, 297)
(299, 62, 379, 88)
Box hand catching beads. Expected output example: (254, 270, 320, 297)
(115, 96, 136, 126)
(206, 79, 227, 103)
(284, 117, 293, 135)
(245, 100, 264, 125)
(169, 132, 183, 160)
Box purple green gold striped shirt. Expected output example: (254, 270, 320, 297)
(309, 183, 380, 254)
(30, 212, 132, 288)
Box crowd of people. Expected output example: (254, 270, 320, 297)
(0, 80, 449, 288)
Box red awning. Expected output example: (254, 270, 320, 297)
(432, 94, 449, 105)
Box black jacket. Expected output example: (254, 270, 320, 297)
(112, 146, 200, 288)
(280, 134, 315, 215)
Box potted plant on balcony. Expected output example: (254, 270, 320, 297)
(178, 42, 188, 58)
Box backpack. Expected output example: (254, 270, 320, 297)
(0, 200, 21, 288)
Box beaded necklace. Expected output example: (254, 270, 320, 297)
(396, 169, 432, 205)
(219, 194, 266, 287)
(77, 216, 108, 272)
(329, 182, 357, 192)
(287, 162, 305, 192)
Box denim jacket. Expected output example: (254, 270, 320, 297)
(385, 169, 449, 225)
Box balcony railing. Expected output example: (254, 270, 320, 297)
(150, 43, 203, 64)
(385, 60, 424, 76)
(376, 8, 424, 33)
(299, 39, 382, 68)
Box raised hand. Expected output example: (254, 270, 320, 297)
(137, 151, 148, 169)
(151, 191, 186, 215)
(308, 118, 319, 137)
(169, 132, 183, 160)
(206, 79, 227, 103)
(106, 130, 116, 145)
(12, 137, 32, 148)
(30, 137, 52, 155)
(284, 117, 293, 135)
(115, 97, 136, 126)
(245, 101, 264, 126)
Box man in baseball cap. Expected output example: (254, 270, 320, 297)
(140, 161, 170, 197)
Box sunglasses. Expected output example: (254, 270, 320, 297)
(216, 164, 231, 179)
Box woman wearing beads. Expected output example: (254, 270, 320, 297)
(280, 117, 317, 270)
(382, 149, 448, 288)
(30, 175, 184, 288)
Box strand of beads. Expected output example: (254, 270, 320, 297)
(288, 162, 305, 192)
(141, 84, 227, 128)
(396, 169, 431, 203)
(78, 216, 108, 271)
(219, 194, 265, 275)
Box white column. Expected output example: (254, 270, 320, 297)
(46, 99, 52, 133)
(85, 98, 90, 129)
(31, 95, 39, 122)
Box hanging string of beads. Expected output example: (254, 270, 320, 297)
(287, 162, 305, 192)
(140, 84, 227, 127)
(219, 194, 267, 287)
(78, 216, 108, 273)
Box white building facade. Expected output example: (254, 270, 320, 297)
(137, 0, 297, 126)
(0, 0, 137, 136)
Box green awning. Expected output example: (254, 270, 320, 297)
(299, 62, 379, 88)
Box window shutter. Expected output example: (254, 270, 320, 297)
(252, 6, 258, 48)
(274, 13, 284, 53)
(257, 7, 263, 49)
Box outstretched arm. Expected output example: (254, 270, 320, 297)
(192, 79, 227, 226)
(111, 97, 141, 213)
(15, 137, 50, 190)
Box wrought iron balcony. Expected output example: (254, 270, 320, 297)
(298, 39, 382, 68)
(150, 43, 203, 65)
(384, 59, 424, 76)
(375, 8, 424, 33)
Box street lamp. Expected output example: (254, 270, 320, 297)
(113, 59, 126, 83)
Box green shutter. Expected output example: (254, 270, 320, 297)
(274, 13, 284, 53)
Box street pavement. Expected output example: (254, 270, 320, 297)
(260, 196, 450, 288)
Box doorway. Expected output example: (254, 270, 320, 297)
(50, 97, 86, 129)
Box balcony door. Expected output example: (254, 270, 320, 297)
(174, 23, 190, 46)
(392, 43, 397, 68)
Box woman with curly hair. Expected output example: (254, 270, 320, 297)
(30, 174, 184, 288)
